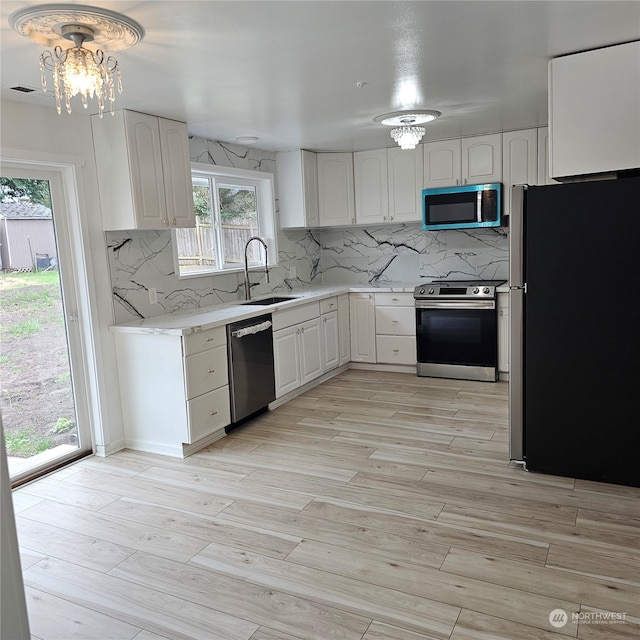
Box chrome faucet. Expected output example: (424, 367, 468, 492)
(244, 236, 269, 300)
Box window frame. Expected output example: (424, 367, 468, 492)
(173, 162, 277, 279)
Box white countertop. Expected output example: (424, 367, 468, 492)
(110, 282, 421, 336)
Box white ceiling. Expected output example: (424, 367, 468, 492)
(2, 1, 639, 152)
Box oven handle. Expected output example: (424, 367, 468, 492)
(415, 300, 496, 310)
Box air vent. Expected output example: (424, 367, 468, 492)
(11, 85, 37, 93)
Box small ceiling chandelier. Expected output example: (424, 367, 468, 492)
(10, 4, 144, 118)
(374, 110, 441, 150)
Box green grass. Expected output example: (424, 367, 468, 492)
(1, 270, 60, 287)
(5, 320, 41, 337)
(0, 271, 60, 312)
(5, 428, 54, 458)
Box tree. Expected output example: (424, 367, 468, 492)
(0, 178, 52, 207)
(219, 186, 256, 221)
(192, 185, 212, 219)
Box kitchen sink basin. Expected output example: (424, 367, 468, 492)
(241, 296, 297, 306)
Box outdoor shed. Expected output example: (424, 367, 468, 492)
(0, 201, 56, 271)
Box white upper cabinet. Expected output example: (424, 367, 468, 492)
(424, 133, 502, 188)
(424, 139, 462, 188)
(92, 110, 195, 231)
(549, 41, 640, 177)
(276, 150, 319, 228)
(537, 127, 559, 185)
(502, 129, 538, 217)
(387, 146, 424, 223)
(462, 133, 503, 184)
(317, 152, 355, 227)
(354, 149, 389, 224)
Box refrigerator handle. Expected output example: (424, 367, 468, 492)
(509, 184, 526, 462)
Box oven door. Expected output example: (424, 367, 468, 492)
(415, 300, 498, 381)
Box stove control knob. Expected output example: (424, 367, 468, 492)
(419, 288, 425, 294)
(428, 288, 435, 295)
(483, 287, 490, 295)
(473, 287, 480, 294)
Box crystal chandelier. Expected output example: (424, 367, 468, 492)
(40, 25, 121, 117)
(10, 4, 144, 118)
(390, 122, 427, 150)
(374, 110, 441, 150)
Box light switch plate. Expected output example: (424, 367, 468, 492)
(290, 266, 297, 279)
(148, 287, 158, 305)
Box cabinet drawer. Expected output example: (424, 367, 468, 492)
(187, 385, 230, 443)
(184, 344, 228, 399)
(374, 292, 414, 306)
(272, 302, 319, 331)
(375, 306, 415, 335)
(184, 325, 226, 356)
(320, 296, 338, 315)
(376, 336, 416, 365)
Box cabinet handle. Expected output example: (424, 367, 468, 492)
(393, 349, 399, 353)
(206, 337, 215, 341)
(392, 298, 399, 301)
(210, 410, 218, 416)
(456, 179, 460, 186)
(392, 320, 399, 324)
(207, 369, 215, 373)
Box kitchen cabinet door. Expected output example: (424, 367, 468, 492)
(537, 127, 559, 185)
(158, 117, 196, 228)
(273, 326, 300, 397)
(321, 311, 340, 372)
(502, 129, 538, 217)
(276, 149, 319, 228)
(349, 293, 376, 363)
(387, 146, 424, 223)
(424, 139, 462, 188)
(462, 133, 502, 184)
(317, 153, 355, 227)
(298, 318, 323, 384)
(338, 294, 350, 365)
(354, 149, 388, 224)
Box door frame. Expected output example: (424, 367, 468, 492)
(1, 156, 98, 483)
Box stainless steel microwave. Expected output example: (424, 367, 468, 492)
(422, 183, 503, 231)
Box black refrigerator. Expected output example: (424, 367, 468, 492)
(508, 177, 640, 487)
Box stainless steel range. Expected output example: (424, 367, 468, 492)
(414, 279, 505, 381)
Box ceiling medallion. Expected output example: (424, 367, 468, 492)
(9, 4, 144, 117)
(374, 110, 441, 150)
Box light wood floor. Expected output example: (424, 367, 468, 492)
(12, 369, 640, 640)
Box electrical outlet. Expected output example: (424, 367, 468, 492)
(289, 266, 297, 279)
(148, 287, 158, 305)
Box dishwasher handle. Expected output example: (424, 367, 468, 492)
(231, 320, 272, 339)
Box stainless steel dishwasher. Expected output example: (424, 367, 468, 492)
(226, 313, 276, 431)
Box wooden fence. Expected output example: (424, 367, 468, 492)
(176, 216, 259, 268)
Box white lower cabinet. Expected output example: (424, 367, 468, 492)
(498, 292, 510, 376)
(273, 302, 322, 398)
(113, 325, 230, 457)
(374, 293, 416, 365)
(349, 293, 376, 363)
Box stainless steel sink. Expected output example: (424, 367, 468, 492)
(241, 296, 297, 306)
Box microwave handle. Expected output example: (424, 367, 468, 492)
(477, 190, 482, 223)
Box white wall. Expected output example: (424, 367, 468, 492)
(0, 99, 125, 454)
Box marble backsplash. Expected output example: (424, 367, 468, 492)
(107, 137, 509, 323)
